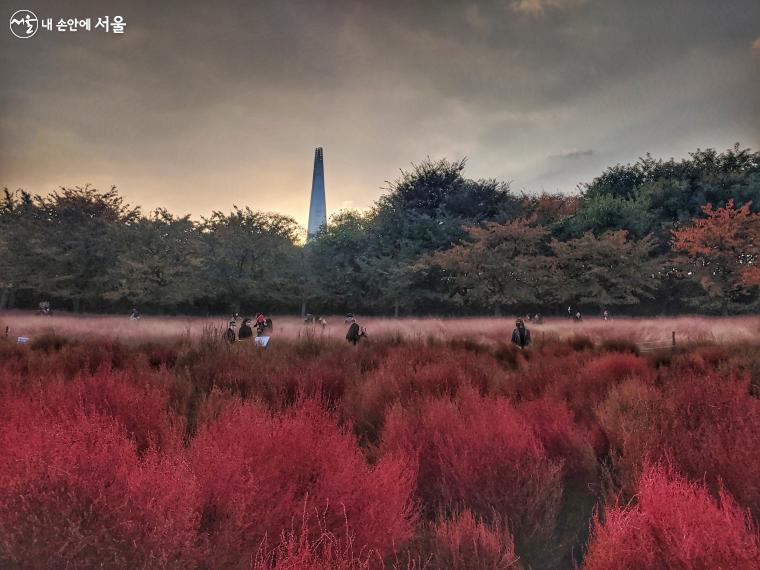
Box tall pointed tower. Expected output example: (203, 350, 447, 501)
(307, 147, 327, 240)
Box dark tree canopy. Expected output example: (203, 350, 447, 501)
(1, 145, 758, 315)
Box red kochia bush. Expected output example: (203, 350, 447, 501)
(661, 372, 760, 516)
(583, 463, 760, 569)
(518, 398, 596, 480)
(554, 353, 652, 413)
(429, 510, 521, 569)
(0, 406, 200, 568)
(348, 345, 508, 438)
(252, 520, 380, 570)
(28, 368, 183, 452)
(189, 399, 416, 568)
(380, 390, 563, 543)
(599, 372, 760, 515)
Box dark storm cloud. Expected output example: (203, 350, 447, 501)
(550, 149, 593, 159)
(1, 0, 758, 225)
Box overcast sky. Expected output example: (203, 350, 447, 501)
(1, 0, 758, 227)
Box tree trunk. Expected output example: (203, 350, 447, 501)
(394, 300, 399, 318)
(301, 298, 307, 318)
(494, 306, 501, 317)
(0, 288, 8, 310)
(73, 298, 80, 313)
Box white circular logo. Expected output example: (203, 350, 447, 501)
(9, 9, 38, 39)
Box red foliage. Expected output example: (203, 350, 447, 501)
(672, 199, 760, 294)
(662, 372, 760, 516)
(179, 344, 354, 408)
(252, 517, 381, 570)
(518, 398, 596, 479)
(599, 372, 760, 515)
(2, 329, 758, 568)
(0, 406, 201, 567)
(380, 390, 563, 542)
(554, 353, 652, 413)
(583, 463, 760, 569)
(189, 399, 416, 568)
(348, 345, 508, 438)
(428, 510, 521, 569)
(0, 367, 183, 452)
(505, 350, 588, 400)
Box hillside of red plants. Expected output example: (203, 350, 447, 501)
(1, 323, 759, 568)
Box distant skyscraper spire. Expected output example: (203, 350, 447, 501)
(307, 147, 327, 240)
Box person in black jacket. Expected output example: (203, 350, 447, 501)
(511, 318, 531, 348)
(346, 321, 367, 345)
(238, 318, 253, 340)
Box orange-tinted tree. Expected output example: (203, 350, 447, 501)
(672, 200, 760, 313)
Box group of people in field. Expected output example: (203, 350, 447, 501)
(224, 312, 272, 343)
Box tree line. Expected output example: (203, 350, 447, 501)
(1, 144, 758, 315)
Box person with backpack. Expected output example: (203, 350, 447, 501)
(511, 318, 531, 348)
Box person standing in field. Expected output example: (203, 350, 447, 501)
(238, 318, 253, 340)
(346, 320, 367, 345)
(223, 320, 237, 343)
(511, 318, 531, 348)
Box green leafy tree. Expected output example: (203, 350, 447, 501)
(362, 158, 518, 314)
(107, 209, 207, 309)
(201, 208, 301, 312)
(305, 210, 371, 312)
(549, 231, 661, 308)
(27, 186, 139, 311)
(421, 219, 556, 311)
(0, 189, 38, 308)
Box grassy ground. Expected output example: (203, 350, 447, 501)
(3, 311, 759, 345)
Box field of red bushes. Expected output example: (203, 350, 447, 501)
(1, 314, 759, 568)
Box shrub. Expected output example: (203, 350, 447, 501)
(178, 343, 353, 409)
(426, 510, 521, 569)
(29, 331, 73, 352)
(662, 372, 760, 516)
(583, 463, 760, 569)
(253, 517, 380, 570)
(598, 338, 640, 355)
(518, 398, 596, 480)
(568, 335, 595, 352)
(596, 379, 666, 493)
(347, 345, 508, 440)
(380, 390, 563, 545)
(504, 350, 588, 401)
(6, 368, 184, 453)
(189, 399, 416, 568)
(0, 407, 201, 568)
(554, 353, 652, 413)
(599, 372, 760, 515)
